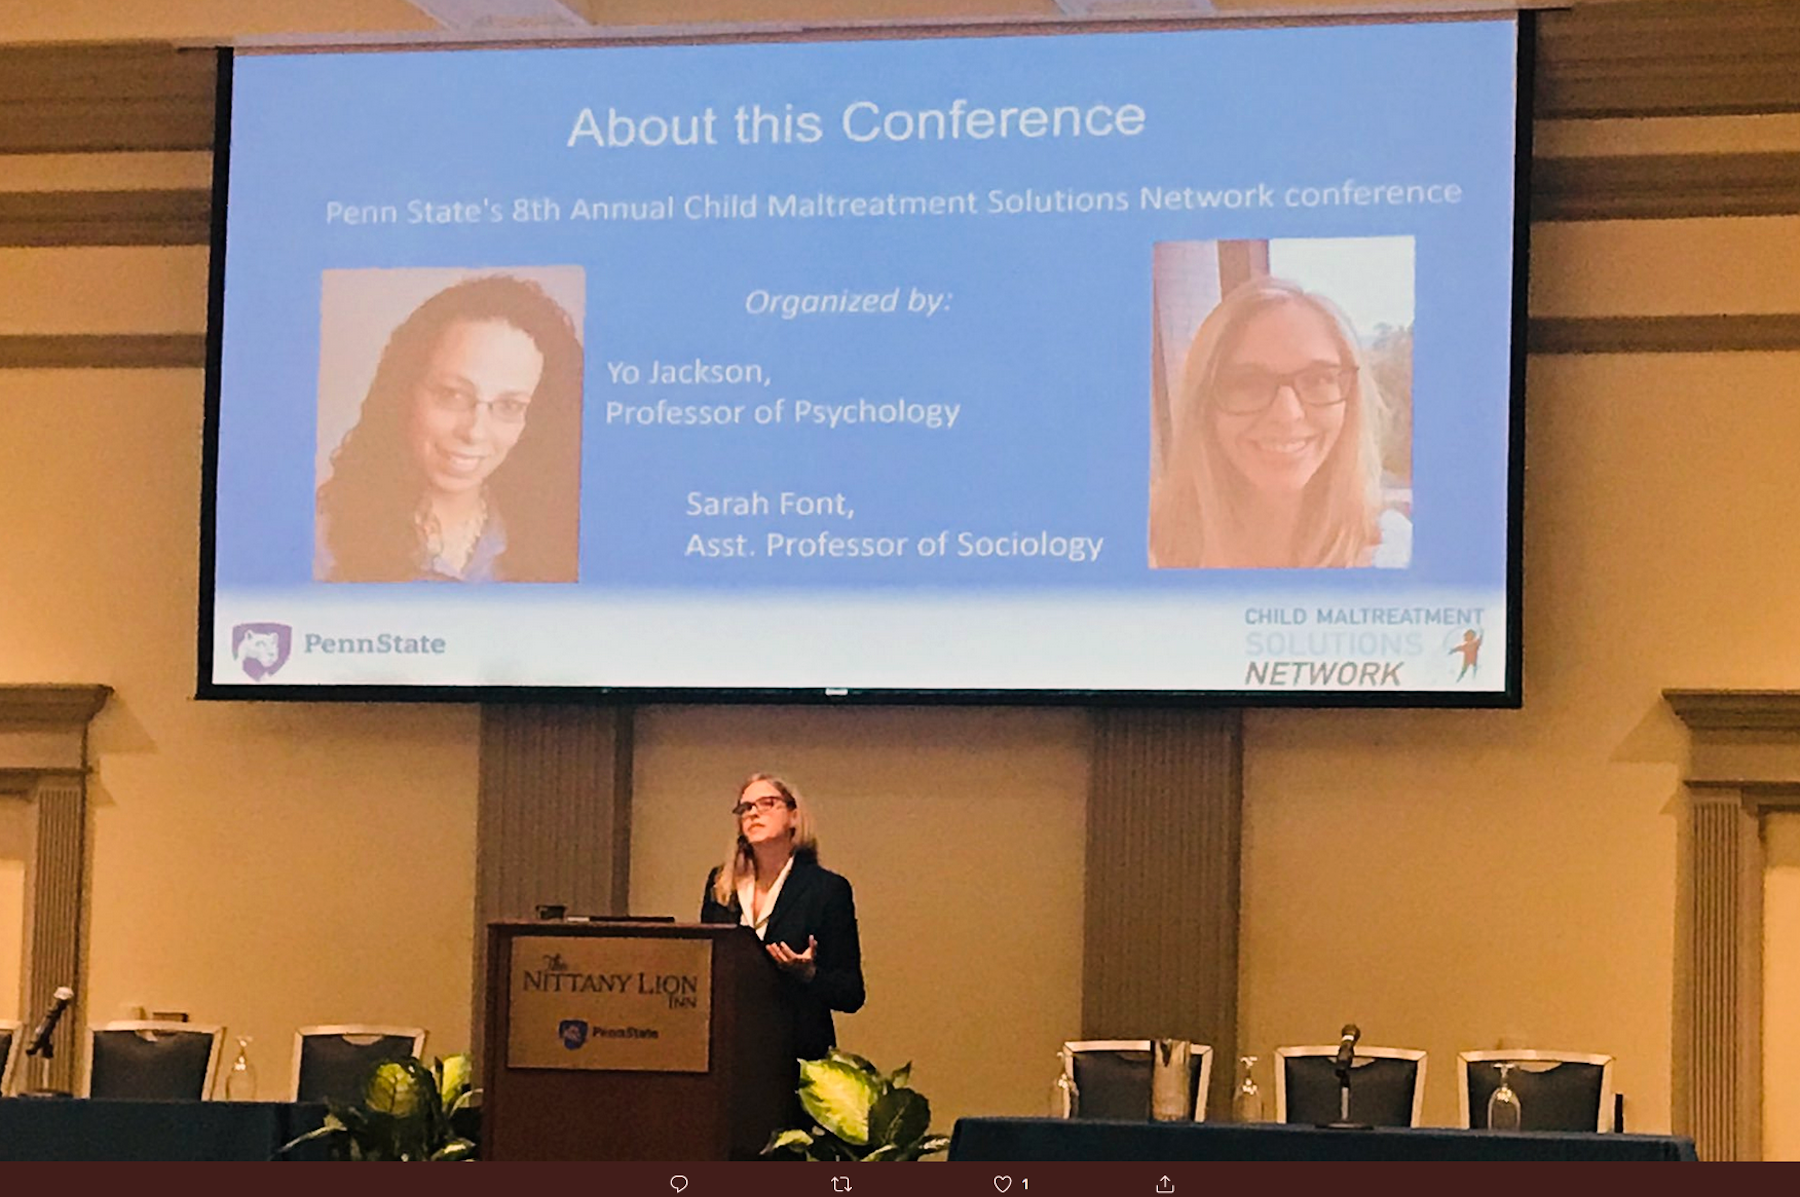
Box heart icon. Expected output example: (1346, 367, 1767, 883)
(994, 1178, 1013, 1193)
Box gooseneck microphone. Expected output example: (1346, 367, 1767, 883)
(1324, 1022, 1365, 1129)
(24, 986, 75, 1058)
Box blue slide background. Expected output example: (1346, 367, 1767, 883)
(215, 22, 1518, 602)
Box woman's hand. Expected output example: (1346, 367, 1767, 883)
(768, 935, 818, 982)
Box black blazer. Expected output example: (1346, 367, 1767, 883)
(700, 851, 865, 1061)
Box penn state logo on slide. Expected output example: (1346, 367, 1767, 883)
(559, 1019, 589, 1050)
(231, 622, 293, 681)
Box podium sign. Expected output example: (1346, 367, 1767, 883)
(506, 934, 712, 1071)
(484, 922, 792, 1160)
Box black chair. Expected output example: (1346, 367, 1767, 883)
(1058, 1040, 1214, 1120)
(0, 1020, 18, 1096)
(1459, 1051, 1614, 1131)
(290, 1025, 427, 1103)
(1274, 1045, 1426, 1127)
(87, 1021, 223, 1100)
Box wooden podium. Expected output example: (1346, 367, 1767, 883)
(482, 920, 796, 1161)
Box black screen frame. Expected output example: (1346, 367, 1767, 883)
(195, 11, 1535, 709)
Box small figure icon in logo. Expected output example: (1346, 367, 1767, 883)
(559, 1019, 589, 1050)
(1448, 628, 1484, 682)
(232, 622, 293, 681)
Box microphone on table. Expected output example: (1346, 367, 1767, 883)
(1324, 1023, 1366, 1130)
(24, 986, 75, 1058)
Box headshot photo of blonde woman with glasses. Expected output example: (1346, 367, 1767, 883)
(313, 265, 585, 583)
(1148, 237, 1413, 570)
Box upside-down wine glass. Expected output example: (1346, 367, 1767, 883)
(1233, 1055, 1265, 1123)
(225, 1035, 257, 1101)
(1486, 1062, 1522, 1131)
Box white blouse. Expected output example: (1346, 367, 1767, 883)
(735, 854, 795, 941)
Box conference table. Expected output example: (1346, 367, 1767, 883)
(0, 1101, 1701, 1162)
(948, 1117, 1699, 1162)
(0, 1098, 329, 1161)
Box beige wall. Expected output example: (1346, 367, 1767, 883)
(0, 361, 480, 1092)
(9, 49, 1800, 1151)
(1244, 341, 1800, 1131)
(629, 705, 1088, 1129)
(1232, 128, 1800, 1134)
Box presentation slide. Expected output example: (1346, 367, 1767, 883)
(204, 17, 1523, 700)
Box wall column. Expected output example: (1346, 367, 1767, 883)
(0, 684, 108, 1095)
(1681, 783, 1763, 1160)
(1083, 708, 1242, 1116)
(25, 776, 83, 1092)
(1666, 690, 1800, 1161)
(470, 704, 634, 1061)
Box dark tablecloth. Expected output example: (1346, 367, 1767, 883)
(948, 1117, 1698, 1162)
(0, 1098, 329, 1160)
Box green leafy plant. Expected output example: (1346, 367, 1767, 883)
(763, 1051, 951, 1162)
(278, 1053, 477, 1161)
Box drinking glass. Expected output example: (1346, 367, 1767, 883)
(225, 1035, 258, 1101)
(1232, 1055, 1265, 1123)
(1486, 1061, 1522, 1131)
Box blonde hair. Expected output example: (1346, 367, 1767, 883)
(711, 772, 819, 906)
(1149, 277, 1386, 568)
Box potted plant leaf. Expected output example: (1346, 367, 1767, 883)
(763, 1050, 951, 1161)
(278, 1053, 477, 1161)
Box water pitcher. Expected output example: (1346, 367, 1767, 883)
(1150, 1038, 1194, 1121)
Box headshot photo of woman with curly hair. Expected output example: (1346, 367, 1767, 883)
(1148, 239, 1413, 571)
(314, 268, 585, 583)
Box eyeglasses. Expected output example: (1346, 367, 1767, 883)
(421, 383, 532, 425)
(733, 796, 792, 818)
(1212, 364, 1356, 416)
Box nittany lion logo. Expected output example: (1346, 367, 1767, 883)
(559, 1019, 589, 1050)
(232, 622, 293, 681)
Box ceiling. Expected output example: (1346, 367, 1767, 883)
(0, 0, 1607, 47)
(0, 0, 1048, 46)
